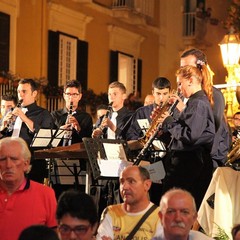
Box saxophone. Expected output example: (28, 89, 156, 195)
(138, 91, 179, 146)
(225, 138, 240, 165)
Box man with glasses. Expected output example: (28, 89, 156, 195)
(56, 189, 98, 240)
(51, 80, 93, 145)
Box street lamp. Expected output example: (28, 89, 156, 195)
(219, 32, 240, 120)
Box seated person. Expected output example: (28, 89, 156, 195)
(96, 165, 161, 240)
(18, 225, 59, 240)
(56, 189, 98, 240)
(154, 188, 214, 240)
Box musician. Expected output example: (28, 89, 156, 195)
(0, 94, 17, 127)
(159, 65, 215, 210)
(51, 80, 93, 145)
(126, 77, 179, 141)
(92, 81, 132, 140)
(232, 112, 240, 145)
(0, 79, 54, 146)
(180, 48, 230, 166)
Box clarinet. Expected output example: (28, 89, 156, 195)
(62, 101, 73, 146)
(5, 99, 23, 132)
(98, 102, 113, 135)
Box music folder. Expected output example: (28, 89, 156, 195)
(30, 128, 65, 148)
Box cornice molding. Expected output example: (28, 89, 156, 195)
(108, 25, 145, 57)
(48, 2, 93, 40)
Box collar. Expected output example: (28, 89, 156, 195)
(0, 177, 30, 193)
(22, 101, 37, 110)
(63, 107, 77, 115)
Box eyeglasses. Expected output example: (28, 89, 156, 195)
(64, 93, 80, 98)
(233, 118, 240, 121)
(58, 224, 90, 237)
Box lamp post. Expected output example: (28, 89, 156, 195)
(219, 32, 240, 121)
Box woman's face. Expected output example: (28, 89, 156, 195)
(177, 76, 192, 98)
(58, 214, 96, 240)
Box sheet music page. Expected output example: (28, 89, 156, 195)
(31, 129, 56, 147)
(97, 159, 132, 177)
(103, 143, 127, 161)
(97, 143, 131, 177)
(51, 129, 65, 147)
(143, 161, 166, 184)
(137, 119, 149, 134)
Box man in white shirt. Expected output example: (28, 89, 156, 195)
(96, 165, 161, 240)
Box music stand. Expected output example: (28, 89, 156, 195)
(83, 138, 133, 180)
(30, 128, 65, 148)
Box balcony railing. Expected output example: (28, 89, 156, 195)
(183, 12, 196, 38)
(112, 0, 154, 19)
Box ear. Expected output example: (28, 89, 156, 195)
(159, 211, 163, 223)
(144, 179, 152, 192)
(78, 93, 82, 101)
(23, 160, 30, 173)
(32, 90, 38, 98)
(122, 93, 127, 100)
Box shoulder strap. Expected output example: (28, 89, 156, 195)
(125, 204, 158, 240)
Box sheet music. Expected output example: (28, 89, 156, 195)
(103, 143, 127, 161)
(142, 161, 166, 184)
(137, 119, 150, 134)
(31, 129, 65, 148)
(97, 159, 132, 177)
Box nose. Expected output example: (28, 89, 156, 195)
(174, 211, 182, 221)
(69, 230, 77, 240)
(5, 158, 13, 168)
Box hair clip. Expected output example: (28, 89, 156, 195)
(196, 59, 205, 71)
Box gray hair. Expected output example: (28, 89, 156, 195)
(0, 137, 31, 173)
(159, 188, 197, 213)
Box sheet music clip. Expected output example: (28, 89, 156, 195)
(30, 128, 65, 149)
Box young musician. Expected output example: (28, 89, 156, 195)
(51, 80, 92, 145)
(92, 81, 132, 140)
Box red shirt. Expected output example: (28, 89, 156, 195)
(0, 178, 57, 240)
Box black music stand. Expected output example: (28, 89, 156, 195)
(30, 128, 65, 148)
(82, 138, 133, 180)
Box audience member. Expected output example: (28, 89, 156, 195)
(96, 165, 161, 240)
(232, 112, 240, 145)
(154, 188, 214, 240)
(0, 94, 17, 125)
(56, 189, 98, 240)
(18, 225, 59, 240)
(232, 224, 240, 240)
(92, 81, 132, 139)
(159, 65, 215, 210)
(144, 94, 155, 106)
(180, 48, 230, 166)
(51, 80, 93, 146)
(0, 137, 57, 240)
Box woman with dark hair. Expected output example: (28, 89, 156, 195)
(56, 190, 98, 240)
